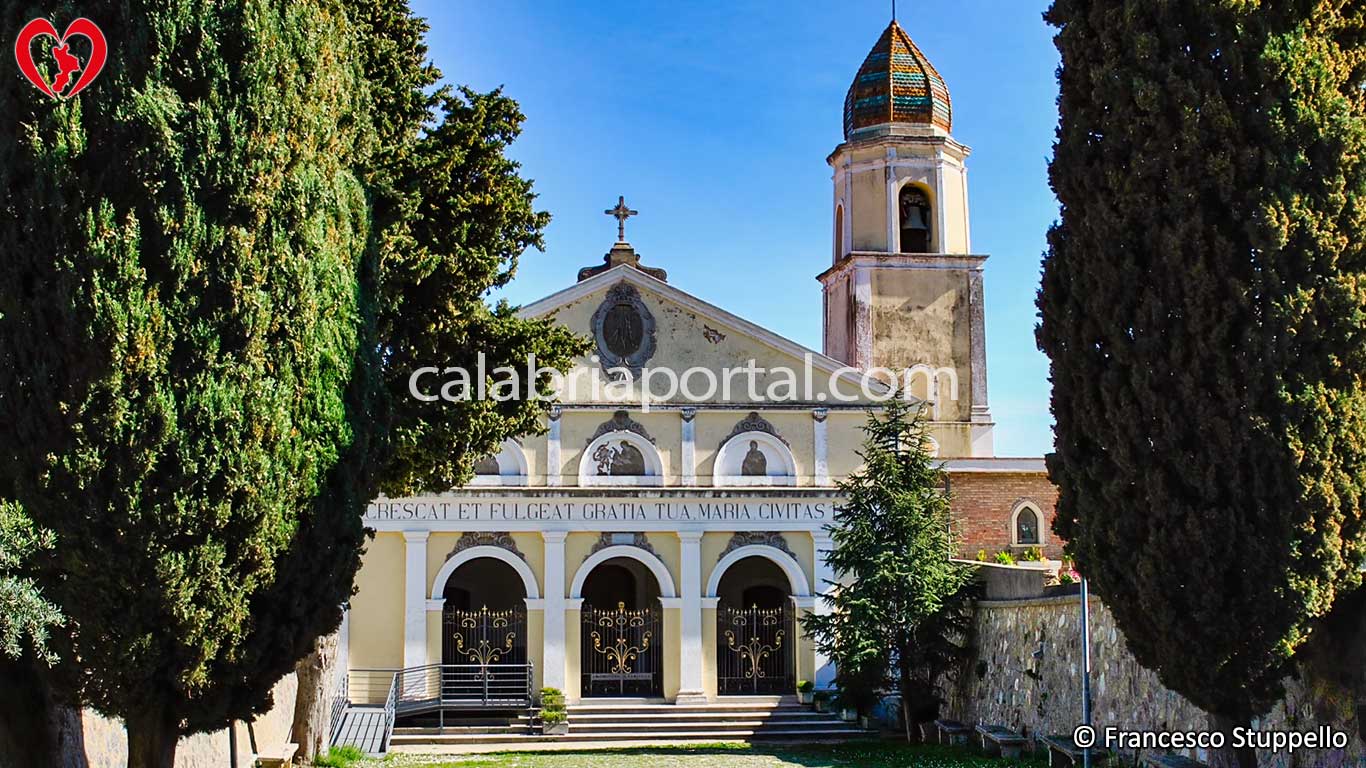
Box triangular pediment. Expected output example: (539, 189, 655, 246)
(518, 266, 887, 406)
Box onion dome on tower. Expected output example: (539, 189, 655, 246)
(843, 20, 952, 139)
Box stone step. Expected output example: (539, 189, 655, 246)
(562, 705, 803, 716)
(394, 725, 532, 736)
(389, 727, 874, 746)
(567, 720, 860, 734)
(560, 705, 835, 716)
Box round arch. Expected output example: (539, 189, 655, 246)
(431, 545, 541, 600)
(570, 545, 677, 599)
(894, 178, 937, 254)
(714, 431, 798, 486)
(1010, 500, 1045, 547)
(469, 439, 530, 486)
(579, 430, 664, 487)
(706, 544, 811, 598)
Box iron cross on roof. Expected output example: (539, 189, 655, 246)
(604, 196, 638, 242)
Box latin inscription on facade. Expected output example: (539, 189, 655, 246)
(365, 499, 830, 524)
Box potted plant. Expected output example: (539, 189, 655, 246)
(796, 679, 815, 705)
(835, 692, 858, 722)
(539, 687, 568, 736)
(813, 690, 831, 713)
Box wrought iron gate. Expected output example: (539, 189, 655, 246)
(441, 607, 527, 707)
(717, 603, 793, 695)
(581, 602, 662, 697)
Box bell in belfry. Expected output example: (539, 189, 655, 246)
(899, 186, 932, 252)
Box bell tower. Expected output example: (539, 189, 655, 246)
(819, 19, 993, 456)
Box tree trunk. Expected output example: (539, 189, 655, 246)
(1209, 714, 1257, 768)
(124, 706, 177, 768)
(289, 631, 339, 762)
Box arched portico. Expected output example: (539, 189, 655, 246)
(570, 544, 677, 599)
(706, 544, 811, 598)
(431, 545, 541, 601)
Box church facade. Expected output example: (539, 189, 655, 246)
(344, 20, 1060, 708)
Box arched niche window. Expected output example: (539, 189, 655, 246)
(1011, 501, 1044, 546)
(579, 430, 664, 487)
(714, 431, 797, 487)
(834, 204, 845, 264)
(899, 184, 933, 253)
(469, 439, 529, 486)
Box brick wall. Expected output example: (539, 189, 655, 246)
(946, 471, 1063, 559)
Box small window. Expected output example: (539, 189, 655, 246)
(834, 204, 845, 263)
(1012, 502, 1043, 546)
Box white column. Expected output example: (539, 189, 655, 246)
(681, 408, 697, 487)
(812, 533, 837, 690)
(676, 531, 706, 703)
(402, 531, 429, 671)
(812, 408, 829, 486)
(934, 157, 949, 253)
(542, 531, 569, 691)
(546, 407, 562, 487)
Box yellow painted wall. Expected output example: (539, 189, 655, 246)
(527, 610, 545, 692)
(662, 606, 681, 700)
(349, 533, 404, 670)
(702, 606, 718, 700)
(565, 606, 582, 701)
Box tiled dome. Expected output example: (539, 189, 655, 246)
(843, 20, 952, 138)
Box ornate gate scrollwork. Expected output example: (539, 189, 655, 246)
(442, 607, 527, 705)
(717, 604, 794, 695)
(582, 602, 662, 697)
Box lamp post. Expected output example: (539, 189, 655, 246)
(1080, 576, 1093, 768)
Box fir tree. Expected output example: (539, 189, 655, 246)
(806, 398, 979, 741)
(1038, 1, 1366, 759)
(0, 501, 61, 665)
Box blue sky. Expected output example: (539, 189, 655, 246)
(413, 1, 1061, 457)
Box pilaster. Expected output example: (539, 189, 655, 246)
(541, 531, 569, 691)
(675, 531, 707, 704)
(403, 530, 430, 672)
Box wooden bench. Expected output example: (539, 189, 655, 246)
(1140, 753, 1208, 768)
(976, 724, 1028, 759)
(251, 743, 298, 768)
(1038, 734, 1107, 768)
(934, 718, 973, 746)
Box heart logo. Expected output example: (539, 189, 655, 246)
(14, 17, 106, 99)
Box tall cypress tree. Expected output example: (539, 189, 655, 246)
(0, 1, 582, 765)
(1038, 0, 1366, 757)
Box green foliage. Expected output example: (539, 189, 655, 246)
(805, 398, 980, 726)
(313, 745, 365, 768)
(0, 501, 62, 664)
(0, 0, 583, 760)
(539, 687, 567, 725)
(992, 551, 1016, 566)
(975, 549, 987, 563)
(1017, 547, 1043, 563)
(1038, 0, 1366, 723)
(797, 679, 814, 693)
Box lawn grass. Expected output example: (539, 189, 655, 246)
(362, 741, 1052, 768)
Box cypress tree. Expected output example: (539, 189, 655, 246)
(0, 1, 583, 765)
(1037, 0, 1366, 755)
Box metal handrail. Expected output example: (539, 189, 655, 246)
(326, 670, 348, 746)
(381, 671, 399, 753)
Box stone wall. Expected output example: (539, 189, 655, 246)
(949, 595, 1364, 768)
(60, 673, 298, 768)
